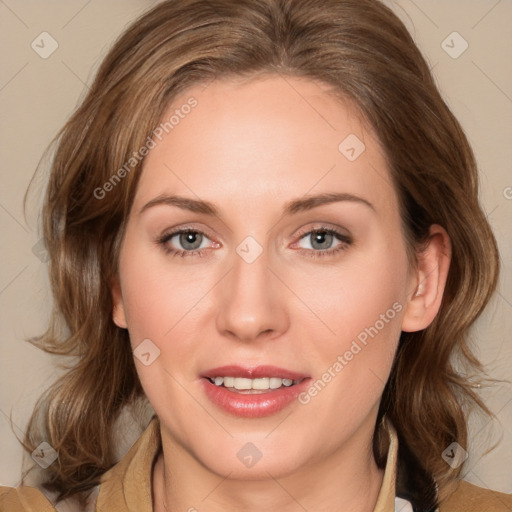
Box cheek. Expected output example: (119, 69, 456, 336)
(116, 237, 219, 416)
(118, 241, 208, 346)
(294, 242, 407, 343)
(292, 242, 407, 406)
(116, 243, 207, 414)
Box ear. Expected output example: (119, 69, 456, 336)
(401, 224, 451, 332)
(111, 275, 128, 329)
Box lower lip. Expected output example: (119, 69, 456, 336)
(201, 378, 311, 418)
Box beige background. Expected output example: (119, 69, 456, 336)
(1, 0, 511, 493)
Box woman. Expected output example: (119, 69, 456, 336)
(1, 0, 511, 510)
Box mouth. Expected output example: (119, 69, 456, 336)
(200, 365, 311, 417)
(204, 375, 304, 394)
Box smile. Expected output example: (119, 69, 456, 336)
(206, 376, 301, 392)
(200, 365, 311, 417)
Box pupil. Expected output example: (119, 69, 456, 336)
(312, 231, 332, 250)
(180, 231, 202, 250)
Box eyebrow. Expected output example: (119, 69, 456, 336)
(139, 191, 375, 217)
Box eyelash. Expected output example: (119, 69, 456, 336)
(156, 226, 352, 260)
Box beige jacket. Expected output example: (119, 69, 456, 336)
(1, 416, 511, 511)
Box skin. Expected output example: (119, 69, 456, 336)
(111, 74, 451, 512)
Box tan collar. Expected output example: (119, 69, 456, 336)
(97, 415, 399, 512)
(375, 418, 399, 511)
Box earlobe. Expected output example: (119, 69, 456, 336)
(111, 276, 128, 329)
(401, 225, 451, 333)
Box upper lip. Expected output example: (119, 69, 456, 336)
(201, 365, 309, 381)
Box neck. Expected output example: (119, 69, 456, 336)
(152, 423, 385, 512)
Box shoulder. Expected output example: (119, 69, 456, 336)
(0, 485, 56, 511)
(439, 480, 512, 512)
(0, 484, 99, 512)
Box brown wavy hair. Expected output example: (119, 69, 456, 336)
(17, 0, 499, 508)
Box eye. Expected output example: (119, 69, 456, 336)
(157, 228, 217, 258)
(294, 226, 352, 259)
(156, 225, 352, 259)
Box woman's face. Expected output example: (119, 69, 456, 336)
(112, 74, 418, 478)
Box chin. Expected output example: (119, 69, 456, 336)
(200, 454, 305, 481)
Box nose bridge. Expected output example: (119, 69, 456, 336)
(215, 237, 288, 342)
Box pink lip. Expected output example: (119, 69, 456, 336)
(201, 365, 309, 381)
(200, 365, 311, 418)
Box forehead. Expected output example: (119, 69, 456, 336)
(133, 74, 398, 220)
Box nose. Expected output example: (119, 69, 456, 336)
(215, 242, 289, 343)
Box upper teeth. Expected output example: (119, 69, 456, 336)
(211, 376, 298, 390)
